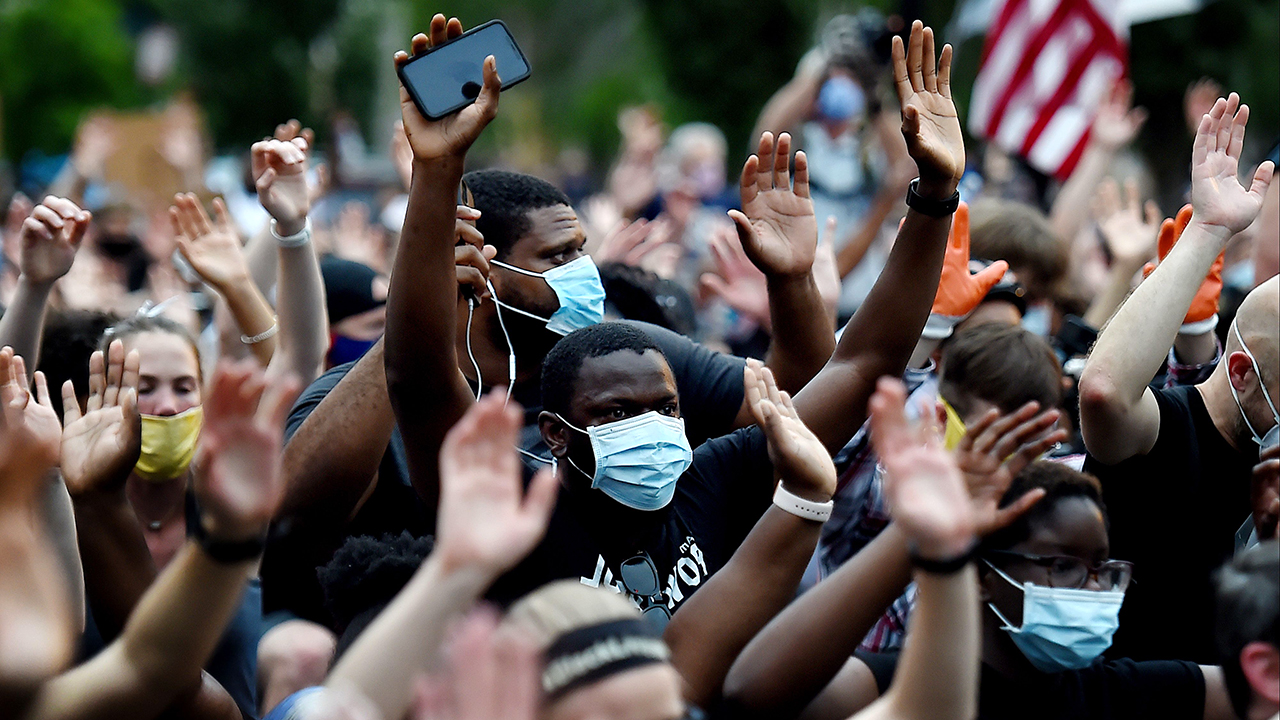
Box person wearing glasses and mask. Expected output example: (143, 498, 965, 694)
(1079, 93, 1277, 663)
(723, 461, 1242, 720)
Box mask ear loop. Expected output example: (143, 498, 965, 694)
(486, 279, 517, 404)
(981, 559, 1027, 631)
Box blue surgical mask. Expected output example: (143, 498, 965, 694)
(817, 76, 865, 122)
(491, 256, 605, 336)
(556, 411, 693, 511)
(985, 562, 1124, 673)
(327, 335, 378, 367)
(1228, 321, 1280, 449)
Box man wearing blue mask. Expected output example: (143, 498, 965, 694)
(1079, 93, 1277, 664)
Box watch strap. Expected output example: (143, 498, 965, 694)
(772, 483, 833, 523)
(905, 178, 961, 218)
(190, 519, 266, 564)
(908, 539, 979, 575)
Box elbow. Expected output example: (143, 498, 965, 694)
(1077, 363, 1122, 421)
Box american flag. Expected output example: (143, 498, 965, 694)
(968, 0, 1128, 180)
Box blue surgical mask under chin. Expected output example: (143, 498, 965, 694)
(490, 256, 605, 336)
(817, 76, 865, 122)
(556, 411, 693, 512)
(328, 335, 378, 367)
(984, 561, 1124, 673)
(1229, 321, 1280, 449)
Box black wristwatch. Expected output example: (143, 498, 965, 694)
(905, 178, 961, 218)
(190, 519, 266, 564)
(908, 539, 979, 575)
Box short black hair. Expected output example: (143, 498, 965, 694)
(37, 310, 119, 420)
(599, 262, 696, 336)
(464, 169, 572, 259)
(317, 531, 434, 660)
(939, 323, 1062, 419)
(541, 322, 666, 416)
(1215, 539, 1280, 719)
(982, 461, 1108, 552)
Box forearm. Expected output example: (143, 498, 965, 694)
(1081, 222, 1224, 411)
(161, 672, 245, 720)
(873, 567, 978, 720)
(278, 340, 396, 525)
(244, 221, 278, 298)
(268, 239, 328, 385)
(325, 556, 491, 720)
(795, 195, 952, 454)
(722, 525, 912, 718)
(1172, 329, 1217, 367)
(837, 190, 899, 279)
(764, 274, 836, 394)
(46, 164, 89, 207)
(41, 474, 84, 635)
(70, 490, 157, 641)
(32, 543, 256, 720)
(0, 276, 55, 368)
(666, 507, 822, 709)
(212, 279, 278, 367)
(753, 78, 819, 141)
(1050, 145, 1114, 244)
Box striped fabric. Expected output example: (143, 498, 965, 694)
(969, 0, 1128, 179)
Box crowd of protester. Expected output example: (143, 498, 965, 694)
(0, 10, 1277, 720)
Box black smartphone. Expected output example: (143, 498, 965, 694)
(397, 20, 531, 120)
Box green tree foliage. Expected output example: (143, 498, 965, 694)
(0, 0, 138, 160)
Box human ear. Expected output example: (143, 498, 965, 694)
(1227, 351, 1254, 393)
(1240, 641, 1280, 705)
(539, 410, 570, 458)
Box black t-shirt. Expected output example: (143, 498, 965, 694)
(261, 321, 748, 624)
(857, 652, 1205, 720)
(1083, 385, 1256, 663)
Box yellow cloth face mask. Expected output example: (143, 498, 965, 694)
(135, 406, 203, 482)
(941, 397, 967, 451)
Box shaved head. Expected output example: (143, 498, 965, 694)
(1232, 275, 1279, 390)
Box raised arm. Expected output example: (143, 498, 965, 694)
(751, 51, 823, 142)
(171, 193, 278, 367)
(723, 380, 1061, 719)
(790, 21, 963, 454)
(0, 197, 89, 367)
(1079, 93, 1273, 464)
(384, 16, 499, 504)
(1081, 178, 1160, 330)
(325, 391, 556, 720)
(726, 131, 835, 414)
(252, 130, 329, 385)
(28, 360, 299, 720)
(666, 360, 837, 708)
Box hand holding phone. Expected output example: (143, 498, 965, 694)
(393, 16, 522, 163)
(397, 19, 530, 120)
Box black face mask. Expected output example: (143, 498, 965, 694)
(98, 233, 143, 260)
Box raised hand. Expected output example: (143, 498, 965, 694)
(411, 608, 539, 720)
(1142, 204, 1223, 325)
(952, 403, 1065, 537)
(192, 360, 300, 542)
(252, 130, 312, 236)
(0, 348, 61, 503)
(730, 132, 817, 280)
(454, 205, 494, 302)
(171, 193, 251, 292)
(593, 217, 675, 269)
(16, 196, 91, 286)
(891, 21, 965, 192)
(1093, 178, 1160, 269)
(931, 202, 1008, 318)
(434, 391, 558, 577)
(1091, 79, 1147, 152)
(1190, 93, 1275, 239)
(869, 377, 974, 559)
(700, 221, 770, 327)
(394, 15, 501, 164)
(59, 340, 141, 496)
(745, 359, 836, 503)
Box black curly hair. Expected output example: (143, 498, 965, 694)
(317, 531, 434, 660)
(463, 169, 573, 260)
(981, 461, 1108, 553)
(540, 321, 667, 417)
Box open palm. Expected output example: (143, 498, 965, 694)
(396, 16, 501, 164)
(745, 360, 834, 499)
(436, 392, 557, 576)
(171, 194, 250, 291)
(733, 132, 817, 278)
(892, 22, 965, 186)
(1190, 93, 1274, 237)
(60, 341, 141, 495)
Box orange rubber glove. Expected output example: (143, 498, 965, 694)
(1142, 204, 1223, 332)
(921, 201, 1010, 339)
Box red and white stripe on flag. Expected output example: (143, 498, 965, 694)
(969, 0, 1128, 180)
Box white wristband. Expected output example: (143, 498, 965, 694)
(773, 483, 833, 523)
(270, 218, 312, 248)
(1179, 313, 1218, 336)
(241, 318, 279, 345)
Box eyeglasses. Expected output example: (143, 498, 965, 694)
(985, 550, 1134, 592)
(618, 554, 671, 629)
